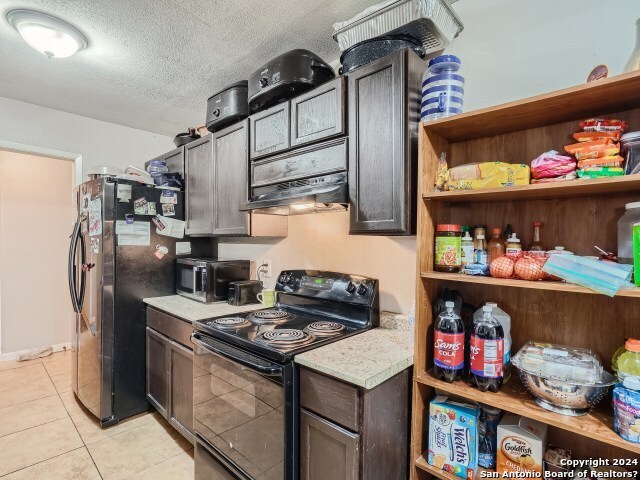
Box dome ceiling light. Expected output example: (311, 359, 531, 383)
(6, 9, 88, 58)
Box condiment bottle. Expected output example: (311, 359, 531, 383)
(473, 225, 487, 251)
(506, 234, 522, 255)
(475, 234, 488, 265)
(528, 221, 545, 251)
(488, 228, 506, 263)
(461, 231, 474, 267)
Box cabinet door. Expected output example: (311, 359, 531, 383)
(300, 409, 359, 480)
(249, 102, 290, 159)
(146, 327, 169, 418)
(212, 120, 250, 236)
(348, 50, 413, 235)
(163, 146, 185, 181)
(290, 77, 345, 148)
(185, 135, 214, 235)
(168, 338, 195, 443)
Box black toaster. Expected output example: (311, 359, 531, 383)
(227, 280, 262, 306)
(206, 80, 250, 133)
(248, 49, 335, 113)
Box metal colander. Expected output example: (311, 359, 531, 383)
(517, 369, 617, 417)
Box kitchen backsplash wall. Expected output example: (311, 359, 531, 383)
(217, 211, 416, 315)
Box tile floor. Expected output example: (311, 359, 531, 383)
(0, 350, 194, 479)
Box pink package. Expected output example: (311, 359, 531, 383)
(531, 151, 577, 179)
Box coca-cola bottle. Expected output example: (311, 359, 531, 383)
(470, 305, 504, 392)
(433, 301, 465, 382)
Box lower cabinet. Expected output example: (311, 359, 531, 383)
(146, 307, 194, 443)
(299, 367, 410, 480)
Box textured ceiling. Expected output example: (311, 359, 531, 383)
(0, 0, 380, 135)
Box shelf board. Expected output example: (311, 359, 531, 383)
(421, 71, 640, 142)
(415, 372, 640, 455)
(421, 271, 640, 298)
(415, 455, 494, 480)
(423, 175, 640, 203)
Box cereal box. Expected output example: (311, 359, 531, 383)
(497, 414, 547, 477)
(428, 395, 479, 480)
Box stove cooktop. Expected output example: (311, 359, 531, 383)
(193, 307, 366, 363)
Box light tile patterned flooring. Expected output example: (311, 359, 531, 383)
(0, 350, 194, 479)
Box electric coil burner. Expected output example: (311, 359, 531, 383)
(255, 329, 315, 349)
(192, 270, 379, 480)
(304, 321, 345, 336)
(208, 317, 250, 329)
(248, 309, 292, 324)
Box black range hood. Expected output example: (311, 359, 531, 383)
(240, 172, 347, 215)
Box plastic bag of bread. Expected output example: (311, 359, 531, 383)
(513, 164, 531, 186)
(447, 162, 515, 191)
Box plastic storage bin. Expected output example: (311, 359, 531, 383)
(421, 54, 463, 121)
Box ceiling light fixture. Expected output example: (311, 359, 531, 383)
(6, 9, 88, 58)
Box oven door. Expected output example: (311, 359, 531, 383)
(192, 332, 294, 480)
(176, 261, 204, 301)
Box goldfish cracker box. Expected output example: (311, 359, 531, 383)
(497, 414, 547, 477)
(428, 395, 479, 480)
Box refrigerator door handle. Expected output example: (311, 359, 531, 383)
(77, 231, 87, 310)
(68, 222, 81, 313)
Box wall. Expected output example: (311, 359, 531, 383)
(0, 150, 74, 354)
(0, 96, 173, 181)
(218, 1, 640, 315)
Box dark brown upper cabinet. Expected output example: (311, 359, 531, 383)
(290, 77, 346, 148)
(185, 124, 287, 237)
(211, 120, 250, 235)
(249, 102, 291, 159)
(347, 49, 423, 235)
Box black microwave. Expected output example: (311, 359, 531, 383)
(176, 258, 250, 303)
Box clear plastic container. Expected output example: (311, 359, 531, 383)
(621, 131, 640, 175)
(146, 160, 169, 177)
(511, 342, 603, 385)
(618, 202, 640, 264)
(421, 54, 464, 122)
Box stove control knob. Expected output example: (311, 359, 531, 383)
(260, 77, 269, 88)
(345, 281, 356, 294)
(357, 284, 368, 296)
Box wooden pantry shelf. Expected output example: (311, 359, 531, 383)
(423, 175, 640, 203)
(420, 271, 640, 298)
(416, 372, 640, 456)
(415, 455, 494, 480)
(420, 71, 640, 142)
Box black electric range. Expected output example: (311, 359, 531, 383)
(192, 270, 379, 480)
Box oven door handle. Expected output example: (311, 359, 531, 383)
(191, 333, 284, 376)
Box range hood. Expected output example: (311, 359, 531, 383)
(240, 172, 348, 216)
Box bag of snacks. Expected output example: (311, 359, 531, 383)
(564, 139, 619, 160)
(577, 167, 625, 178)
(531, 151, 576, 179)
(577, 156, 624, 169)
(447, 162, 516, 191)
(579, 118, 628, 132)
(531, 172, 577, 183)
(573, 131, 621, 143)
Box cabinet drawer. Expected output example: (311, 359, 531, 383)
(291, 77, 345, 148)
(146, 307, 193, 349)
(251, 137, 347, 188)
(249, 102, 290, 159)
(300, 368, 360, 432)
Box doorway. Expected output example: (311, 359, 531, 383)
(0, 149, 75, 356)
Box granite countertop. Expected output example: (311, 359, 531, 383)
(143, 295, 260, 321)
(295, 312, 414, 390)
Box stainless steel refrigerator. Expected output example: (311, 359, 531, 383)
(68, 177, 211, 426)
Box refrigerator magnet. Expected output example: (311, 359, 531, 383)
(161, 203, 175, 216)
(125, 214, 135, 224)
(117, 184, 132, 203)
(154, 245, 169, 259)
(160, 190, 177, 204)
(151, 215, 166, 231)
(91, 238, 100, 253)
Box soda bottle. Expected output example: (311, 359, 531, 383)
(433, 301, 465, 382)
(470, 305, 504, 392)
(473, 303, 512, 381)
